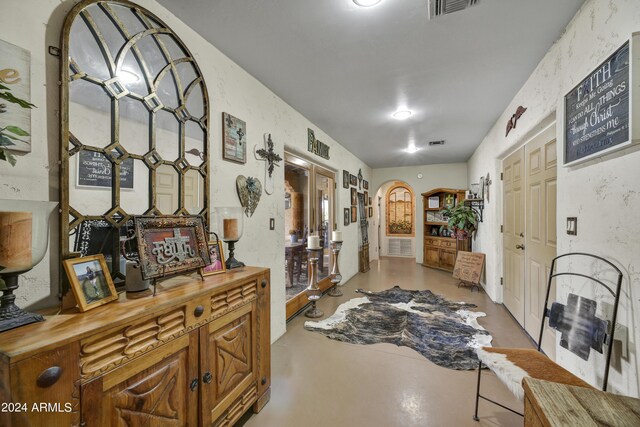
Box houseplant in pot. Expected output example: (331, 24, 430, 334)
(440, 204, 478, 240)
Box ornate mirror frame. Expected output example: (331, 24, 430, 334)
(60, 0, 210, 291)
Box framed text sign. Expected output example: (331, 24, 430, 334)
(453, 251, 485, 286)
(564, 41, 630, 165)
(77, 150, 134, 189)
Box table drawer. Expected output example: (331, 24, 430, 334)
(440, 239, 456, 249)
(425, 238, 440, 247)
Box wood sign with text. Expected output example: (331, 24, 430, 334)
(564, 41, 630, 165)
(453, 251, 485, 285)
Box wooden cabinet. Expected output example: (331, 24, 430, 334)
(421, 188, 470, 272)
(0, 267, 270, 427)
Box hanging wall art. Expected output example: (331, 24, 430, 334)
(236, 175, 262, 217)
(255, 133, 282, 195)
(0, 39, 32, 154)
(223, 112, 246, 163)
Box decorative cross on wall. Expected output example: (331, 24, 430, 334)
(357, 168, 363, 190)
(256, 134, 282, 178)
(254, 133, 282, 195)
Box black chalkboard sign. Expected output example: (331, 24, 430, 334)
(565, 41, 630, 165)
(77, 150, 134, 189)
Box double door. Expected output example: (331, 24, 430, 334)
(502, 125, 557, 356)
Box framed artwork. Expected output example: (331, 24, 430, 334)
(368, 196, 372, 205)
(76, 150, 134, 189)
(363, 180, 369, 190)
(201, 240, 226, 276)
(134, 215, 211, 280)
(63, 254, 118, 312)
(344, 208, 350, 226)
(564, 40, 631, 166)
(364, 191, 369, 205)
(351, 188, 357, 205)
(0, 40, 31, 153)
(349, 174, 357, 186)
(369, 207, 373, 218)
(222, 112, 246, 163)
(351, 206, 357, 223)
(342, 170, 349, 189)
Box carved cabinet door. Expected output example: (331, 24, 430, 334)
(200, 301, 258, 426)
(80, 331, 199, 426)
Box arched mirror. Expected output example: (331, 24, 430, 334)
(60, 0, 210, 289)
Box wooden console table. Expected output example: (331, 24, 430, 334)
(523, 377, 640, 426)
(0, 266, 270, 427)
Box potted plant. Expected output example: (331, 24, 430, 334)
(0, 82, 36, 166)
(289, 229, 298, 243)
(440, 204, 478, 240)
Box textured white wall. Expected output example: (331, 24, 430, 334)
(372, 163, 468, 264)
(0, 0, 372, 343)
(468, 0, 640, 397)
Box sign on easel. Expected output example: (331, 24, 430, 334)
(453, 251, 485, 290)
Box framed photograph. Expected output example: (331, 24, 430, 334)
(368, 196, 372, 205)
(369, 207, 373, 217)
(364, 191, 369, 205)
(134, 215, 211, 280)
(428, 196, 440, 209)
(342, 170, 349, 189)
(344, 208, 350, 226)
(201, 240, 226, 276)
(351, 187, 357, 205)
(351, 206, 357, 223)
(349, 174, 357, 186)
(363, 180, 369, 190)
(222, 112, 246, 164)
(63, 254, 118, 312)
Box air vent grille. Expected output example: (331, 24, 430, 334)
(429, 0, 479, 19)
(428, 140, 446, 146)
(388, 238, 413, 257)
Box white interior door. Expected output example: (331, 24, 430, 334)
(525, 126, 557, 358)
(502, 147, 525, 326)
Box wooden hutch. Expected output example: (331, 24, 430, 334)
(421, 188, 471, 272)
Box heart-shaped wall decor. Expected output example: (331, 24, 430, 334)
(236, 175, 262, 217)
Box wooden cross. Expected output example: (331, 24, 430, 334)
(255, 134, 282, 178)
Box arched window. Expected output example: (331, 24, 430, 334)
(386, 184, 414, 236)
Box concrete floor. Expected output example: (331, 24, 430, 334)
(241, 257, 534, 427)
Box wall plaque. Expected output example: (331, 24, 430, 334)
(564, 41, 630, 165)
(307, 128, 330, 159)
(77, 150, 134, 189)
(453, 251, 485, 286)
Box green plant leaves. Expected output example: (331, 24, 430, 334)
(0, 148, 17, 166)
(4, 125, 29, 136)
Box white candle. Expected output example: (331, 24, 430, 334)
(332, 230, 342, 242)
(307, 235, 320, 249)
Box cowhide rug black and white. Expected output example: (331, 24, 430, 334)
(304, 286, 492, 370)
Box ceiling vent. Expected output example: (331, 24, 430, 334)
(428, 0, 479, 19)
(428, 140, 446, 146)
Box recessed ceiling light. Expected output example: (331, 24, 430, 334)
(392, 110, 413, 120)
(353, 0, 383, 7)
(406, 143, 419, 154)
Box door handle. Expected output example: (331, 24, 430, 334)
(516, 244, 525, 250)
(203, 372, 213, 384)
(519, 232, 524, 237)
(190, 378, 199, 392)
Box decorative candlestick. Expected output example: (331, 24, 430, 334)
(304, 248, 323, 318)
(215, 207, 245, 269)
(327, 240, 343, 297)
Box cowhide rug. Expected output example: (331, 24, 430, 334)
(304, 286, 492, 370)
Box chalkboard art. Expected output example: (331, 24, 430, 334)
(565, 41, 630, 165)
(77, 151, 134, 189)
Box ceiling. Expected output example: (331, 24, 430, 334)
(157, 0, 585, 168)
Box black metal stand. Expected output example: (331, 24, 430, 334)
(0, 272, 45, 333)
(225, 240, 245, 270)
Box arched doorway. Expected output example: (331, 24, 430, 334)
(374, 180, 416, 258)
